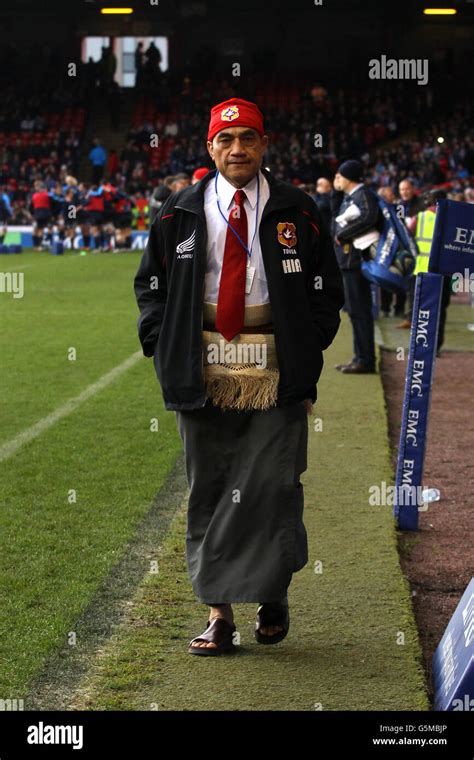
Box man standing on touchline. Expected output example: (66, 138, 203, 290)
(332, 160, 380, 374)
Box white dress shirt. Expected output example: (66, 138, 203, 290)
(203, 169, 270, 305)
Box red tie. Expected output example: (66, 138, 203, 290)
(215, 189, 248, 341)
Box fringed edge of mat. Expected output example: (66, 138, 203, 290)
(204, 364, 280, 411)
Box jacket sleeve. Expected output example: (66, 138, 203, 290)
(329, 188, 344, 216)
(335, 188, 379, 242)
(133, 206, 169, 357)
(306, 206, 345, 350)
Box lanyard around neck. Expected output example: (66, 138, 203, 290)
(215, 170, 260, 259)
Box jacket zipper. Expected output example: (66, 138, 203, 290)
(200, 221, 207, 404)
(175, 204, 208, 407)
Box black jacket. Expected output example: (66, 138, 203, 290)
(332, 185, 381, 270)
(134, 168, 344, 411)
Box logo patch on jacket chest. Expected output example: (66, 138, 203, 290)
(176, 230, 195, 259)
(277, 222, 297, 248)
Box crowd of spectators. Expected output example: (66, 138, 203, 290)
(0, 44, 472, 234)
(121, 77, 473, 202)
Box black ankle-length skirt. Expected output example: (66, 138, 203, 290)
(175, 399, 308, 604)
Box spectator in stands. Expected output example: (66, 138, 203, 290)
(99, 45, 116, 92)
(398, 179, 424, 220)
(131, 191, 150, 230)
(135, 42, 145, 90)
(410, 189, 452, 355)
(11, 199, 32, 225)
(143, 42, 162, 92)
(164, 119, 179, 138)
(145, 41, 161, 71)
(107, 150, 119, 178)
(395, 180, 424, 328)
(378, 186, 396, 204)
(1, 58, 471, 259)
(162, 176, 175, 191)
(313, 177, 333, 231)
(89, 138, 107, 184)
(170, 173, 191, 192)
(84, 57, 98, 91)
(378, 186, 406, 318)
(150, 184, 171, 221)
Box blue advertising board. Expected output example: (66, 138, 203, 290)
(394, 273, 442, 530)
(433, 577, 474, 711)
(395, 200, 474, 530)
(428, 199, 474, 276)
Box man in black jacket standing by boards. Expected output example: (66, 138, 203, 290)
(134, 98, 344, 656)
(332, 160, 380, 374)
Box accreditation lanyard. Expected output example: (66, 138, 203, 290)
(215, 170, 260, 262)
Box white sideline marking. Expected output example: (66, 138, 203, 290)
(0, 351, 143, 463)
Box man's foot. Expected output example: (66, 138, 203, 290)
(189, 604, 234, 651)
(396, 319, 412, 329)
(258, 621, 285, 636)
(335, 361, 356, 371)
(341, 363, 376, 374)
(188, 616, 237, 656)
(255, 601, 290, 644)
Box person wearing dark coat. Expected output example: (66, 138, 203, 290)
(312, 177, 333, 233)
(332, 160, 380, 374)
(134, 98, 344, 656)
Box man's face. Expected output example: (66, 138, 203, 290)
(334, 173, 351, 192)
(174, 178, 190, 191)
(316, 178, 332, 194)
(381, 187, 395, 204)
(207, 127, 268, 188)
(399, 181, 414, 201)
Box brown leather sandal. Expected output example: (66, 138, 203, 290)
(188, 617, 237, 656)
(255, 602, 290, 645)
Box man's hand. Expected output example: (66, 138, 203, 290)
(302, 399, 313, 415)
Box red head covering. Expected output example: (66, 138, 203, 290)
(207, 98, 264, 143)
(192, 167, 210, 181)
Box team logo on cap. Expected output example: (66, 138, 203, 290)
(221, 105, 240, 122)
(277, 222, 297, 248)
